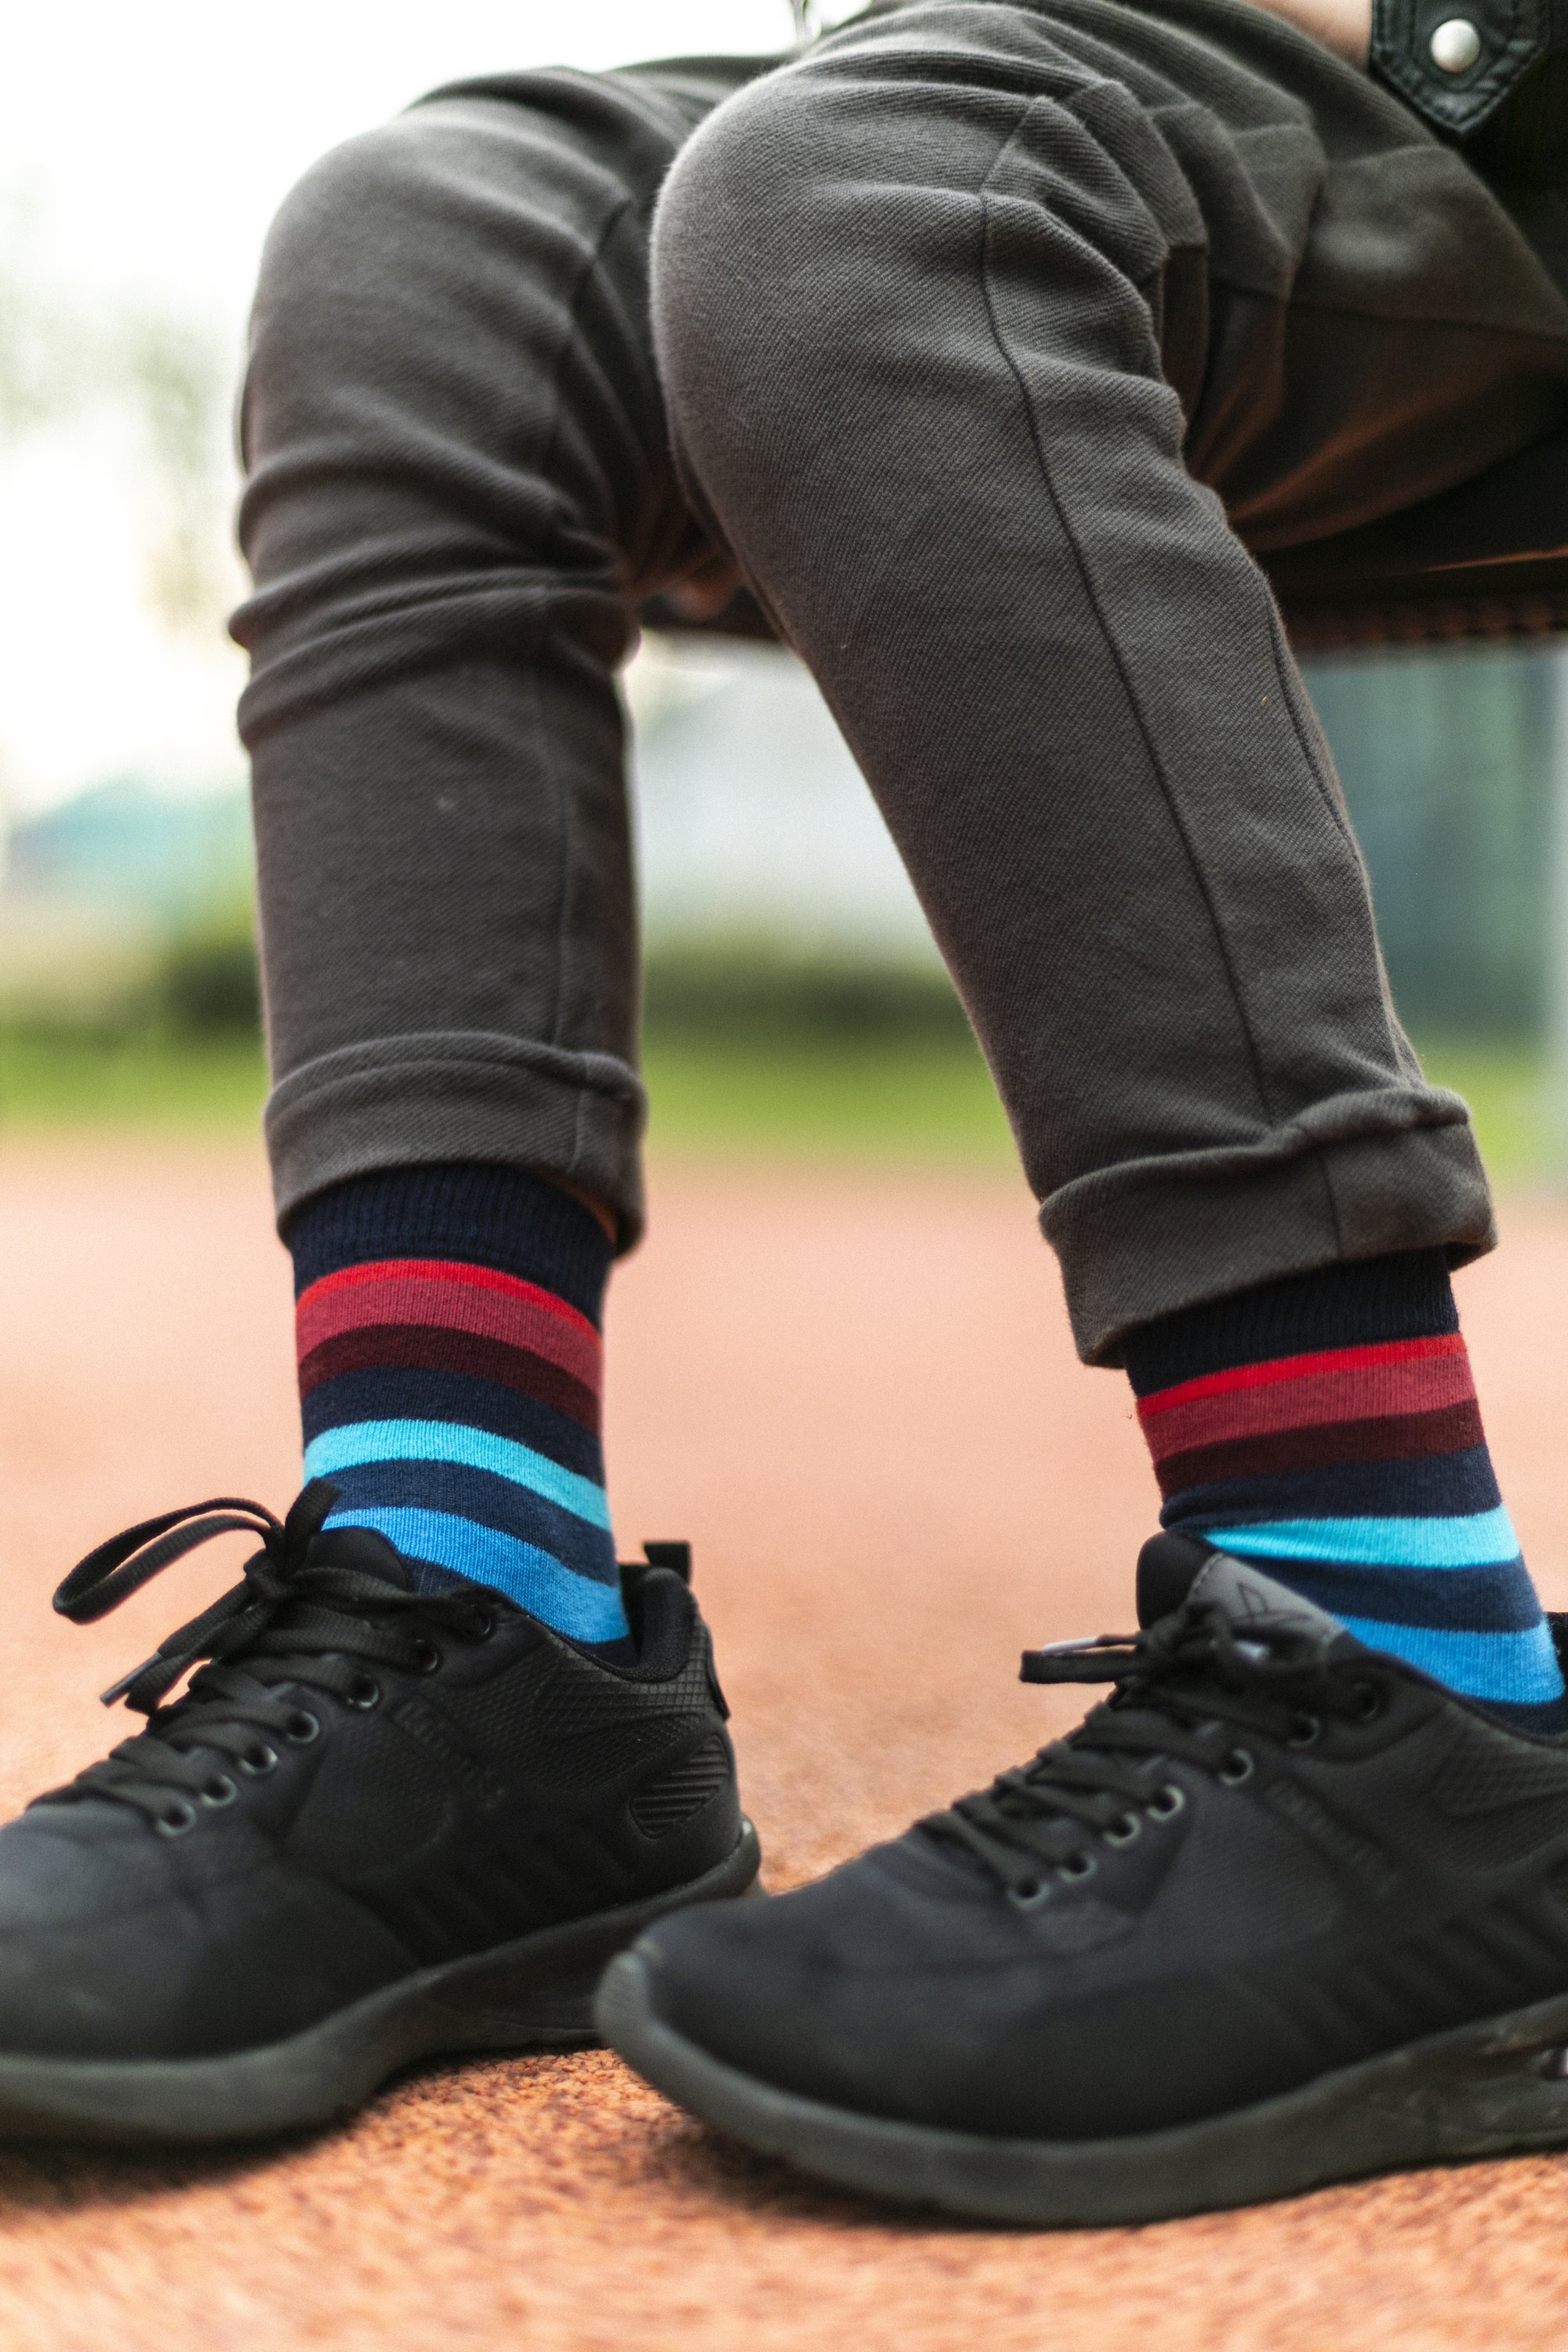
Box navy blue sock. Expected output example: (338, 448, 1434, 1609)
(1125, 1252, 1567, 1732)
(287, 1163, 628, 1650)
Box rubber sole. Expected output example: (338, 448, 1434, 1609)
(0, 1824, 760, 2148)
(597, 1946, 1568, 2227)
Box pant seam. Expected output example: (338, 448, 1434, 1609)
(529, 187, 648, 1055)
(1261, 605, 1390, 1259)
(977, 95, 1279, 1131)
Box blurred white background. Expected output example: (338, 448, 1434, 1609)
(0, 0, 942, 964)
(0, 0, 790, 819)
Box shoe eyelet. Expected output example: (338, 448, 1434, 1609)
(1007, 1876, 1051, 1910)
(155, 1799, 198, 1838)
(1349, 1681, 1385, 1723)
(1147, 1783, 1186, 1821)
(346, 1675, 381, 1711)
(1288, 1712, 1322, 1749)
(285, 1710, 321, 1745)
(1218, 1747, 1255, 1786)
(1103, 1810, 1142, 1847)
(411, 1638, 442, 1675)
(199, 1775, 237, 1809)
(1058, 1851, 1098, 1883)
(239, 1742, 278, 1777)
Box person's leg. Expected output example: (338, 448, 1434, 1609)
(651, 0, 1568, 1360)
(648, 0, 1568, 1716)
(1125, 1248, 1563, 1722)
(233, 62, 764, 1640)
(288, 1163, 629, 1650)
(236, 62, 760, 1245)
(0, 63, 766, 2148)
(601, 2, 1568, 2216)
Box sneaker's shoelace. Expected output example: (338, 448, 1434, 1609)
(923, 1598, 1381, 1896)
(36, 1480, 492, 1831)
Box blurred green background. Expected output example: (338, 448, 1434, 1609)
(0, 639, 1563, 1178)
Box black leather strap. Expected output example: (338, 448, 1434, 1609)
(1369, 0, 1565, 135)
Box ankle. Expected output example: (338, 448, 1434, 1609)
(1123, 1250, 1456, 1399)
(286, 1160, 626, 1647)
(285, 1162, 613, 1318)
(1123, 1249, 1565, 1726)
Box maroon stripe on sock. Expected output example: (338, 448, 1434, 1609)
(1156, 1399, 1486, 1497)
(297, 1261, 600, 1388)
(298, 1324, 601, 1432)
(1139, 1349, 1474, 1461)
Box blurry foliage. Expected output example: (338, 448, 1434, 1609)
(0, 193, 235, 637)
(0, 899, 260, 1043)
(116, 312, 236, 635)
(643, 935, 972, 1041)
(2, 916, 982, 1050)
(151, 902, 262, 1035)
(1313, 645, 1558, 1039)
(0, 195, 85, 437)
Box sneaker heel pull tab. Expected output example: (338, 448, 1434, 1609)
(642, 1541, 693, 1586)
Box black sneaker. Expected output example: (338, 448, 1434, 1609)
(0, 1481, 758, 2145)
(600, 1536, 1568, 2226)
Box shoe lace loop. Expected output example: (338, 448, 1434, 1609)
(41, 1481, 490, 1825)
(54, 1482, 342, 1714)
(924, 1595, 1351, 1892)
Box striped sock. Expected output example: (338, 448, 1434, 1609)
(1124, 1251, 1567, 1732)
(286, 1163, 629, 1652)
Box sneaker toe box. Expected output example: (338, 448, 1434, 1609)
(625, 1830, 1323, 2139)
(0, 1806, 408, 2062)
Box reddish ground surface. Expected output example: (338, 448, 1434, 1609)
(5, 1138, 1568, 2351)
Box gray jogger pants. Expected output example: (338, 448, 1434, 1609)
(233, 0, 1568, 1363)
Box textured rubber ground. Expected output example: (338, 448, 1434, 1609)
(9, 1147, 1568, 2350)
(597, 1950, 1568, 2226)
(0, 1828, 760, 2147)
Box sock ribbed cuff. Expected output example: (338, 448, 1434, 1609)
(1123, 1250, 1457, 1399)
(285, 1163, 612, 1325)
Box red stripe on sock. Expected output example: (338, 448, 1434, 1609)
(296, 1259, 601, 1392)
(1140, 1348, 1476, 1462)
(299, 1257, 597, 1335)
(1137, 1332, 1468, 1420)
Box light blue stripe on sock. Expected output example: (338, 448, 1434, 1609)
(1203, 1507, 1523, 1570)
(324, 1506, 628, 1643)
(1334, 1613, 1564, 1706)
(305, 1419, 611, 1531)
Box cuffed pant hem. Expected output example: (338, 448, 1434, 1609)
(263, 1030, 648, 1252)
(1044, 1087, 1497, 1367)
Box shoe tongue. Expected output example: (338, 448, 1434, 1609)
(1135, 1530, 1342, 1646)
(303, 1526, 416, 1588)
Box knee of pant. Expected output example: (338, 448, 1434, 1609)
(649, 70, 855, 441)
(653, 54, 1180, 480)
(245, 110, 474, 448)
